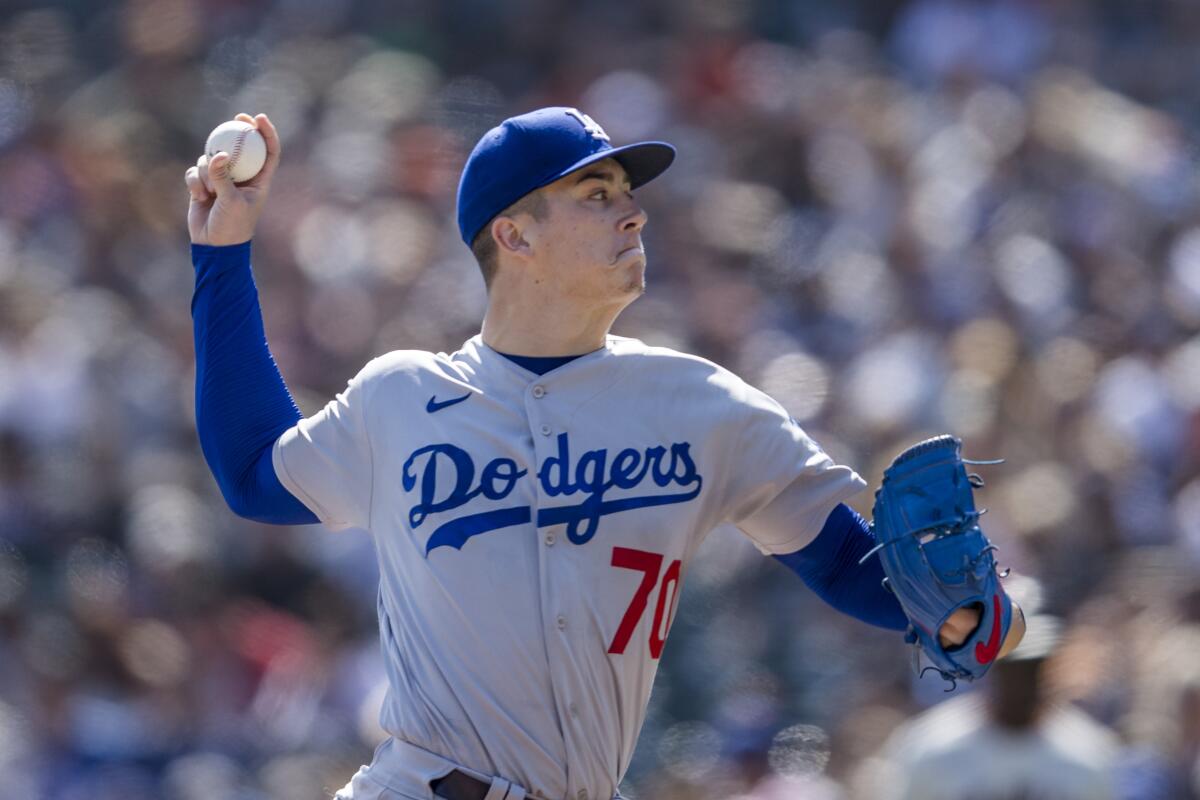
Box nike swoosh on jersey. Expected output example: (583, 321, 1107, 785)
(426, 392, 472, 413)
(974, 593, 1004, 664)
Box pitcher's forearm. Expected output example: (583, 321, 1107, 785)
(191, 242, 317, 524)
(775, 503, 909, 630)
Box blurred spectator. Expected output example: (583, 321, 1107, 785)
(863, 616, 1119, 800)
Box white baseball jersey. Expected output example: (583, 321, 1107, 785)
(272, 334, 864, 800)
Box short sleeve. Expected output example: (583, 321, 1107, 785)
(271, 358, 382, 531)
(719, 379, 866, 554)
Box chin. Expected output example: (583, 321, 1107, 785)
(620, 265, 647, 297)
(616, 282, 645, 303)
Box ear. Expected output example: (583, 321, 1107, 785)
(492, 216, 532, 259)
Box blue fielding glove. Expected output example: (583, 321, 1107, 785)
(865, 434, 1012, 686)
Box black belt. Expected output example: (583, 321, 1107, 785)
(430, 770, 501, 800)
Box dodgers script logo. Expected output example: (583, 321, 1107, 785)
(402, 433, 702, 554)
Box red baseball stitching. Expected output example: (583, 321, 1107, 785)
(228, 129, 246, 178)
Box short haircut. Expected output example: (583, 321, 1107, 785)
(469, 189, 549, 289)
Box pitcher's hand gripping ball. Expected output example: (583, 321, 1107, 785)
(867, 435, 1013, 686)
(205, 120, 267, 183)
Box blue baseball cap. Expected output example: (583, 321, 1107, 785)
(456, 106, 676, 245)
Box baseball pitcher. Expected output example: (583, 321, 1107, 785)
(185, 108, 1024, 800)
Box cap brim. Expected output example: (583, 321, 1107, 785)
(547, 141, 676, 192)
(609, 141, 676, 190)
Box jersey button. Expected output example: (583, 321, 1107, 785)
(532, 385, 546, 398)
(577, 790, 588, 800)
(556, 615, 567, 630)
(543, 532, 555, 546)
(569, 702, 579, 717)
(539, 424, 551, 436)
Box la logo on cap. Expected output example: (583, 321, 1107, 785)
(565, 108, 610, 142)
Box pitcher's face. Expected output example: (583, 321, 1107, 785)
(524, 158, 650, 305)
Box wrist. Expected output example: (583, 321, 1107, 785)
(191, 239, 252, 253)
(192, 240, 252, 278)
(997, 598, 1026, 660)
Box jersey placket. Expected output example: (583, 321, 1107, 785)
(523, 377, 569, 786)
(525, 373, 596, 800)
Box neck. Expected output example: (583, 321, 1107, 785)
(481, 282, 626, 357)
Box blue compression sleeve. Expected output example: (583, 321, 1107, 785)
(191, 242, 318, 525)
(774, 503, 908, 630)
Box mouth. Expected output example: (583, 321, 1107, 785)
(611, 244, 645, 265)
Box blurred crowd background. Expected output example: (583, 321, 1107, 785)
(2, 0, 1200, 797)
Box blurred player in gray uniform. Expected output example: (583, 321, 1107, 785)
(185, 108, 1012, 800)
(867, 616, 1117, 800)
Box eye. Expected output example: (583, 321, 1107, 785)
(589, 188, 608, 200)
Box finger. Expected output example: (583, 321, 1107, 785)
(197, 154, 214, 193)
(208, 152, 237, 197)
(938, 621, 968, 648)
(185, 167, 211, 203)
(254, 113, 281, 183)
(939, 626, 964, 648)
(235, 112, 255, 124)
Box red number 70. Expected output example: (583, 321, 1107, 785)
(608, 546, 682, 659)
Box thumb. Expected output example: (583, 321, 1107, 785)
(208, 152, 238, 197)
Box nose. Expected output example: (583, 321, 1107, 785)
(619, 196, 648, 232)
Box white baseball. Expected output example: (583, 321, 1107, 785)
(205, 120, 267, 183)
